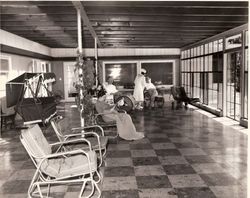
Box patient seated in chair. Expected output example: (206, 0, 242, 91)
(145, 77, 158, 108)
(103, 77, 119, 104)
(95, 87, 144, 141)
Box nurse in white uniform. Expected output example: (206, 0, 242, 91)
(133, 68, 147, 109)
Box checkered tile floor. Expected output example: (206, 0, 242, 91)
(0, 103, 247, 198)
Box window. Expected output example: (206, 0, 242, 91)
(218, 39, 223, 51)
(200, 45, 204, 55)
(0, 55, 12, 98)
(208, 42, 213, 53)
(213, 40, 218, 53)
(141, 60, 175, 87)
(243, 48, 248, 119)
(245, 30, 248, 46)
(225, 34, 242, 50)
(205, 44, 209, 54)
(103, 61, 137, 89)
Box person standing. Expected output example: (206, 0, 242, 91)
(133, 68, 147, 109)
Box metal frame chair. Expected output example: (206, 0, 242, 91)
(93, 111, 120, 139)
(0, 97, 16, 131)
(50, 116, 108, 167)
(20, 124, 101, 198)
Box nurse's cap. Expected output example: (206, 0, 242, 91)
(141, 68, 147, 73)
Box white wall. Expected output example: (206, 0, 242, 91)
(50, 48, 180, 57)
(1, 30, 181, 58)
(1, 52, 50, 79)
(0, 29, 51, 56)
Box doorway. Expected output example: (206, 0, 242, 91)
(226, 51, 241, 121)
(63, 62, 76, 102)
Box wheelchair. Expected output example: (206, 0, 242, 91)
(144, 90, 164, 108)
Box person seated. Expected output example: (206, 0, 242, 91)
(145, 77, 158, 108)
(103, 77, 118, 104)
(95, 87, 144, 141)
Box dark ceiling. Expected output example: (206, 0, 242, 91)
(0, 1, 248, 48)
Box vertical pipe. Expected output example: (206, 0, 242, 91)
(240, 31, 245, 123)
(77, 8, 82, 53)
(222, 37, 227, 117)
(94, 37, 98, 86)
(248, 31, 250, 198)
(77, 8, 84, 127)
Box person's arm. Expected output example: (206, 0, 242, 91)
(102, 102, 118, 113)
(142, 76, 146, 88)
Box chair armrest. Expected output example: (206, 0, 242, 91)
(71, 125, 104, 136)
(50, 138, 92, 151)
(47, 149, 90, 159)
(64, 132, 101, 147)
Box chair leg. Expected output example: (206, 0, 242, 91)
(79, 178, 101, 198)
(36, 183, 43, 198)
(102, 148, 107, 157)
(95, 170, 102, 184)
(171, 102, 175, 110)
(79, 180, 87, 198)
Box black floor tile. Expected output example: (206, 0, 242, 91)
(155, 149, 181, 156)
(136, 175, 172, 189)
(102, 190, 140, 198)
(130, 143, 153, 150)
(163, 164, 196, 175)
(132, 157, 161, 166)
(185, 155, 215, 164)
(106, 150, 131, 158)
(175, 187, 217, 198)
(199, 173, 239, 186)
(104, 166, 135, 177)
(148, 138, 171, 143)
(174, 142, 199, 148)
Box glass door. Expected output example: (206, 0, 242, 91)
(226, 51, 242, 121)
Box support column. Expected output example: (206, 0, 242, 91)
(222, 44, 227, 117)
(77, 8, 84, 127)
(77, 8, 82, 53)
(94, 37, 98, 86)
(240, 31, 246, 126)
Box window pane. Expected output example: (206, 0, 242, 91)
(213, 40, 218, 52)
(142, 62, 173, 85)
(218, 83, 223, 109)
(105, 63, 137, 87)
(201, 45, 204, 55)
(218, 39, 223, 51)
(0, 59, 9, 71)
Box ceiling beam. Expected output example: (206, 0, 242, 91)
(81, 1, 248, 8)
(1, 21, 242, 28)
(1, 6, 247, 16)
(2, 26, 231, 32)
(1, 1, 247, 8)
(72, 1, 102, 47)
(1, 14, 247, 24)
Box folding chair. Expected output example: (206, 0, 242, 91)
(50, 116, 108, 167)
(20, 124, 101, 198)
